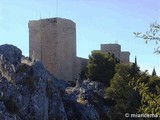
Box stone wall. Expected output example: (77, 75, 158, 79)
(120, 51, 130, 64)
(29, 21, 42, 60)
(101, 44, 121, 59)
(29, 18, 76, 81)
(29, 17, 130, 82)
(76, 57, 88, 79)
(100, 44, 130, 64)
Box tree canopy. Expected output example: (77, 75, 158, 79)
(86, 50, 115, 86)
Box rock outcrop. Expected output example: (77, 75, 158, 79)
(0, 44, 108, 120)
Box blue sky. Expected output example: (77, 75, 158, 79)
(0, 0, 160, 75)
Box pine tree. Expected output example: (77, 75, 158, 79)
(135, 56, 137, 66)
(130, 56, 140, 78)
(152, 67, 157, 76)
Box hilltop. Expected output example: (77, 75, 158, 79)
(0, 44, 107, 120)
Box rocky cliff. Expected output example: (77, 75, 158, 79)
(0, 44, 108, 120)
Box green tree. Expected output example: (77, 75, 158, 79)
(105, 63, 141, 119)
(86, 50, 115, 85)
(129, 57, 140, 78)
(149, 75, 160, 93)
(133, 23, 160, 115)
(130, 72, 160, 115)
(134, 22, 160, 54)
(79, 67, 88, 80)
(152, 67, 157, 76)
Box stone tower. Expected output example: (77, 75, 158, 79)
(29, 18, 76, 81)
(120, 52, 130, 64)
(101, 44, 121, 59)
(100, 44, 130, 64)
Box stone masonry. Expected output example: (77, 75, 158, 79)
(29, 18, 78, 81)
(101, 44, 130, 64)
(29, 17, 130, 81)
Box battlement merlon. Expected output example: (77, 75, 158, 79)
(28, 17, 76, 28)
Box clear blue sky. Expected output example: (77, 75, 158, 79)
(0, 0, 160, 75)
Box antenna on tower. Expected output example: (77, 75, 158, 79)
(40, 11, 42, 20)
(56, 0, 59, 17)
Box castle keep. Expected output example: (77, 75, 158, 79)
(29, 18, 78, 81)
(101, 44, 130, 64)
(29, 17, 130, 81)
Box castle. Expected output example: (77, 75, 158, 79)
(29, 17, 130, 81)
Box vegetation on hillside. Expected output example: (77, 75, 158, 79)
(81, 45, 160, 119)
(86, 50, 115, 86)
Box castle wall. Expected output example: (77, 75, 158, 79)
(120, 52, 130, 64)
(100, 44, 130, 64)
(101, 44, 121, 59)
(29, 18, 76, 81)
(29, 17, 130, 82)
(76, 57, 88, 79)
(29, 21, 42, 60)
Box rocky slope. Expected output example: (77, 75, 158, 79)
(0, 44, 108, 120)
